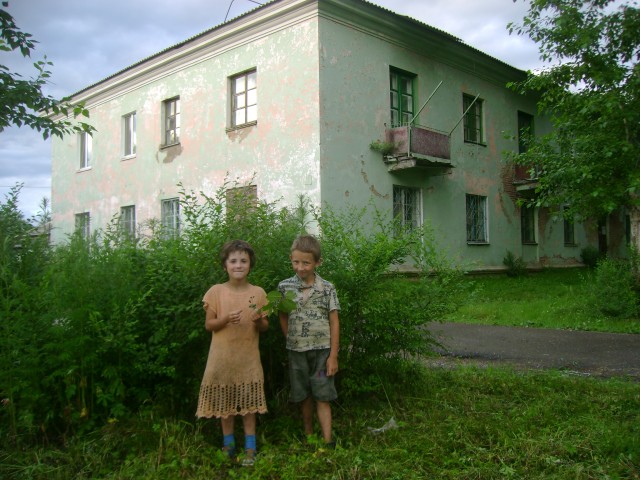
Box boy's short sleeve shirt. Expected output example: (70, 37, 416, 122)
(278, 273, 340, 352)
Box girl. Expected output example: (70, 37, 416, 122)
(196, 240, 268, 466)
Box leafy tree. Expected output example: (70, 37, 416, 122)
(0, 8, 94, 139)
(507, 0, 640, 244)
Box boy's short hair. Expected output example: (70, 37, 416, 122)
(220, 239, 256, 269)
(290, 234, 321, 261)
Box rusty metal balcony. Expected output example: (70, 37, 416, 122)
(383, 124, 453, 173)
(513, 164, 541, 196)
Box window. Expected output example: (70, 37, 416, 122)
(564, 218, 575, 246)
(517, 111, 534, 155)
(161, 198, 180, 237)
(521, 205, 537, 244)
(466, 194, 488, 243)
(163, 98, 180, 146)
(120, 205, 136, 239)
(123, 112, 136, 157)
(563, 207, 575, 246)
(230, 70, 257, 128)
(390, 69, 415, 127)
(226, 185, 257, 213)
(79, 132, 92, 169)
(463, 94, 483, 144)
(393, 186, 421, 232)
(75, 212, 90, 240)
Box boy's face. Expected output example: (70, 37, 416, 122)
(290, 249, 321, 284)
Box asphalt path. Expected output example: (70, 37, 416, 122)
(427, 322, 640, 380)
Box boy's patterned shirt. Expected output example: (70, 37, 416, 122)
(278, 273, 340, 352)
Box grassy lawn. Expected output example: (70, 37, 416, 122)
(445, 267, 640, 334)
(3, 366, 638, 479)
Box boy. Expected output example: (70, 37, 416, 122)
(278, 234, 340, 447)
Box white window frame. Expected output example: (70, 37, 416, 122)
(79, 132, 92, 170)
(230, 69, 257, 128)
(123, 112, 137, 158)
(466, 194, 488, 243)
(163, 98, 180, 146)
(120, 205, 136, 238)
(161, 198, 180, 237)
(75, 212, 90, 240)
(393, 185, 422, 232)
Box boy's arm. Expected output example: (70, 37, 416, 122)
(279, 311, 289, 337)
(326, 310, 340, 376)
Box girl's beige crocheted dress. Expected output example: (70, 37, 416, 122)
(196, 283, 268, 418)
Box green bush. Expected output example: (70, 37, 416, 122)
(588, 258, 639, 319)
(317, 205, 466, 394)
(580, 245, 602, 268)
(0, 185, 464, 444)
(503, 250, 527, 277)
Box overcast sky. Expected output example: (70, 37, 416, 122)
(0, 0, 542, 218)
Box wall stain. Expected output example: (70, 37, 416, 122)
(157, 144, 184, 164)
(370, 185, 388, 199)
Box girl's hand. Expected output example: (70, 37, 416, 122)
(252, 312, 267, 323)
(228, 310, 243, 324)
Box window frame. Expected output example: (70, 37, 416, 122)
(389, 68, 416, 128)
(161, 198, 180, 238)
(563, 207, 576, 246)
(75, 212, 90, 240)
(119, 205, 136, 239)
(229, 69, 257, 129)
(521, 205, 537, 244)
(463, 93, 484, 145)
(466, 194, 488, 244)
(393, 185, 422, 233)
(123, 111, 137, 158)
(162, 97, 180, 147)
(79, 132, 92, 170)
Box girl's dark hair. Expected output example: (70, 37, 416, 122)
(220, 239, 256, 269)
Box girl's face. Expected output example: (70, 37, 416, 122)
(224, 250, 251, 281)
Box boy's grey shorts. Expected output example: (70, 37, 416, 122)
(287, 349, 337, 403)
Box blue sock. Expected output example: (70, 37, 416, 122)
(223, 434, 236, 450)
(245, 434, 257, 451)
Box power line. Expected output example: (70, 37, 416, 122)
(224, 0, 264, 22)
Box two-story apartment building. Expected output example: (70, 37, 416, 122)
(50, 0, 627, 270)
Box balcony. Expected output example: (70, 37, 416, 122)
(382, 125, 453, 173)
(513, 164, 540, 197)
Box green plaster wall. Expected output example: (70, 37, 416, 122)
(316, 13, 591, 269)
(52, 17, 322, 242)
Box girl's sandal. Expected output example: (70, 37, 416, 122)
(222, 446, 236, 461)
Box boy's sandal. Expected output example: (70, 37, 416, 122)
(241, 448, 256, 467)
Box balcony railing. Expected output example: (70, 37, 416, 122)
(383, 124, 452, 172)
(513, 163, 541, 195)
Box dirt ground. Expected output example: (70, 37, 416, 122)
(425, 322, 640, 381)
